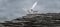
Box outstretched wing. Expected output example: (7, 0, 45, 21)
(22, 8, 31, 13)
(31, 1, 37, 9)
(22, 8, 27, 12)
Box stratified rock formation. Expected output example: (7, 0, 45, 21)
(0, 13, 60, 27)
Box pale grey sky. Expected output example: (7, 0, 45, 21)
(0, 0, 60, 21)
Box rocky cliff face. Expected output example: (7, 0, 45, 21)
(0, 13, 60, 27)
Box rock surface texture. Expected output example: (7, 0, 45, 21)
(0, 13, 60, 27)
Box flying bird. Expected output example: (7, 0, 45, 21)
(23, 1, 38, 14)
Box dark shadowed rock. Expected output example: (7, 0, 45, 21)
(0, 13, 60, 27)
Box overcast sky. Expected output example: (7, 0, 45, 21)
(0, 0, 60, 21)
